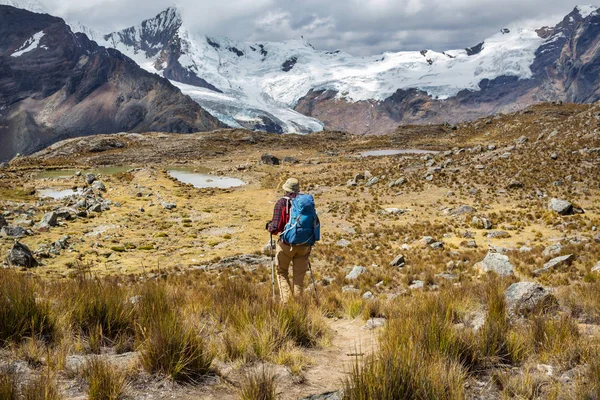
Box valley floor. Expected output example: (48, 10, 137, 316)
(1, 102, 600, 399)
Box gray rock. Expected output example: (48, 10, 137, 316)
(594, 232, 600, 243)
(507, 180, 524, 189)
(389, 177, 407, 187)
(452, 205, 476, 215)
(465, 240, 477, 248)
(550, 153, 558, 160)
(161, 202, 177, 210)
(260, 154, 280, 165)
(475, 252, 514, 276)
(384, 208, 406, 215)
(365, 318, 386, 330)
(430, 242, 444, 249)
(505, 282, 558, 317)
(39, 212, 58, 228)
(354, 173, 365, 181)
(85, 173, 97, 184)
(6, 241, 38, 268)
(472, 216, 493, 229)
(519, 246, 532, 253)
(88, 203, 102, 213)
(364, 171, 372, 179)
(53, 236, 70, 250)
(409, 280, 425, 289)
(515, 135, 528, 145)
(342, 285, 360, 294)
(336, 239, 351, 248)
(534, 254, 575, 275)
(389, 255, 405, 268)
(542, 243, 563, 257)
(0, 162, 8, 169)
(362, 291, 374, 299)
(300, 390, 343, 400)
(591, 261, 600, 273)
(345, 266, 366, 280)
(282, 156, 298, 164)
(1, 226, 27, 238)
(548, 198, 574, 215)
(365, 177, 379, 187)
(55, 208, 77, 220)
(92, 181, 106, 192)
(486, 231, 511, 239)
(346, 180, 357, 187)
(421, 236, 435, 245)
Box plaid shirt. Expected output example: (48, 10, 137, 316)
(267, 192, 298, 235)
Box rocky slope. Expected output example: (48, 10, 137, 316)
(0, 5, 223, 162)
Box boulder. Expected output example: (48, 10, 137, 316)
(389, 177, 407, 187)
(542, 243, 563, 257)
(346, 180, 357, 187)
(548, 198, 573, 215)
(92, 181, 106, 192)
(389, 255, 405, 268)
(354, 173, 365, 181)
(507, 180, 524, 189)
(486, 231, 511, 239)
(452, 205, 476, 215)
(6, 241, 38, 268)
(55, 208, 77, 220)
(282, 156, 298, 164)
(430, 242, 444, 249)
(365, 318, 386, 330)
(420, 236, 435, 245)
(592, 261, 600, 273)
(362, 291, 373, 299)
(409, 280, 425, 289)
(300, 391, 343, 400)
(1, 226, 27, 238)
(161, 202, 177, 210)
(336, 239, 351, 248)
(533, 254, 575, 275)
(365, 177, 379, 187)
(472, 216, 493, 229)
(39, 212, 58, 228)
(505, 282, 558, 317)
(345, 266, 366, 280)
(260, 154, 280, 165)
(85, 173, 97, 184)
(475, 252, 514, 276)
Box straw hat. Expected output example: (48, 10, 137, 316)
(282, 178, 300, 193)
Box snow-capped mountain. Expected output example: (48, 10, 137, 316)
(76, 4, 600, 134)
(3, 0, 600, 135)
(0, 5, 222, 161)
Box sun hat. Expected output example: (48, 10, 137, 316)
(282, 178, 300, 193)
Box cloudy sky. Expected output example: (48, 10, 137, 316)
(37, 0, 591, 55)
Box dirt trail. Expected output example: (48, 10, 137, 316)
(282, 318, 379, 399)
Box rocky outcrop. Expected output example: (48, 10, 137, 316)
(0, 6, 223, 161)
(6, 241, 38, 268)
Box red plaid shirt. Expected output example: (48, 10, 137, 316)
(267, 193, 298, 235)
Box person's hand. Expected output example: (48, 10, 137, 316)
(265, 221, 271, 231)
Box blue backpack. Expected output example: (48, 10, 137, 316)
(281, 194, 320, 246)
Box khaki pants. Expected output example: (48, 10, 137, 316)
(276, 240, 311, 303)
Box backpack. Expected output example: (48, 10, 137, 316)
(281, 193, 320, 246)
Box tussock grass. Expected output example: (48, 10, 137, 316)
(238, 367, 277, 400)
(66, 280, 135, 351)
(84, 357, 126, 400)
(21, 372, 62, 400)
(0, 270, 56, 346)
(0, 369, 18, 400)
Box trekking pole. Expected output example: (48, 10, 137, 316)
(270, 233, 275, 300)
(307, 259, 319, 305)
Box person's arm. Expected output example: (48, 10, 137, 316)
(267, 198, 284, 234)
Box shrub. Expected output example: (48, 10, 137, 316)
(140, 312, 213, 382)
(84, 357, 126, 400)
(68, 280, 135, 348)
(0, 270, 56, 346)
(21, 372, 62, 400)
(239, 367, 277, 400)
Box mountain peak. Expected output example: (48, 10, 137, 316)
(574, 5, 599, 19)
(0, 0, 46, 14)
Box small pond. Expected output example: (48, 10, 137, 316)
(36, 166, 133, 179)
(167, 169, 246, 189)
(360, 149, 440, 157)
(37, 188, 83, 199)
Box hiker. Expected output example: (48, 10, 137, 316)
(266, 178, 320, 302)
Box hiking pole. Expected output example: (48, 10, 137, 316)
(270, 233, 275, 300)
(307, 259, 319, 305)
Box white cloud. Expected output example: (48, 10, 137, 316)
(33, 0, 592, 55)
